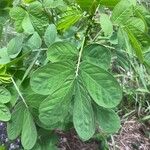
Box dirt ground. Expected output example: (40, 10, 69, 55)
(58, 118, 150, 150)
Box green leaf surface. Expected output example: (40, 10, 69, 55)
(100, 13, 113, 37)
(7, 35, 23, 58)
(99, 0, 120, 7)
(39, 81, 74, 127)
(111, 0, 135, 25)
(10, 7, 26, 32)
(30, 62, 75, 95)
(96, 107, 121, 133)
(47, 42, 78, 62)
(44, 24, 57, 47)
(83, 44, 111, 69)
(0, 87, 11, 104)
(73, 81, 95, 141)
(27, 32, 42, 50)
(21, 109, 37, 150)
(0, 103, 11, 121)
(7, 102, 25, 140)
(57, 8, 82, 30)
(0, 47, 10, 65)
(22, 14, 35, 34)
(81, 62, 122, 108)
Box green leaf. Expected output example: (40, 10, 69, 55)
(39, 81, 74, 127)
(10, 2, 49, 34)
(43, 0, 65, 9)
(0, 47, 10, 64)
(100, 13, 113, 37)
(76, 0, 98, 13)
(21, 109, 37, 150)
(30, 62, 75, 95)
(82, 44, 111, 69)
(44, 24, 57, 47)
(7, 102, 25, 140)
(27, 1, 49, 34)
(81, 62, 122, 108)
(125, 28, 144, 62)
(99, 0, 120, 7)
(27, 32, 42, 50)
(111, 0, 135, 25)
(47, 42, 78, 62)
(73, 81, 95, 141)
(0, 103, 11, 121)
(0, 87, 11, 104)
(7, 35, 23, 58)
(10, 7, 26, 32)
(96, 107, 121, 133)
(57, 8, 82, 31)
(22, 14, 35, 34)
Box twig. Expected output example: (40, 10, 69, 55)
(75, 37, 85, 77)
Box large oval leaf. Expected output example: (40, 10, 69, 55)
(21, 109, 37, 150)
(73, 82, 95, 141)
(0, 87, 11, 104)
(96, 106, 121, 133)
(30, 62, 75, 95)
(83, 44, 111, 69)
(47, 42, 78, 63)
(81, 62, 122, 108)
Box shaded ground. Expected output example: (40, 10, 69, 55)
(109, 118, 150, 150)
(57, 129, 100, 150)
(58, 118, 150, 150)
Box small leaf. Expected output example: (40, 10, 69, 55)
(73, 81, 95, 141)
(81, 62, 122, 108)
(7, 35, 23, 58)
(0, 103, 11, 121)
(82, 44, 111, 69)
(96, 107, 121, 133)
(27, 32, 42, 50)
(21, 109, 37, 150)
(0, 87, 11, 104)
(47, 42, 78, 62)
(7, 102, 25, 140)
(100, 13, 113, 37)
(30, 62, 75, 95)
(44, 24, 57, 47)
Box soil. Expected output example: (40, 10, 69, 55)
(57, 118, 150, 150)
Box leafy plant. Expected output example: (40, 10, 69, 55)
(0, 0, 150, 149)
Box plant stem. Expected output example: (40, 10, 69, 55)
(11, 77, 28, 108)
(75, 37, 86, 77)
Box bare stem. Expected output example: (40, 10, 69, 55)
(75, 37, 86, 77)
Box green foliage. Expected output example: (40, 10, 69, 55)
(0, 0, 150, 149)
